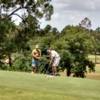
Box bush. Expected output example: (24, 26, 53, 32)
(38, 56, 52, 74)
(12, 55, 32, 72)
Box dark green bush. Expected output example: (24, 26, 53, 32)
(12, 55, 32, 72)
(38, 56, 52, 74)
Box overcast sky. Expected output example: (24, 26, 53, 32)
(40, 0, 100, 31)
(12, 0, 100, 31)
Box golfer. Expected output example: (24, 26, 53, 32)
(47, 48, 60, 76)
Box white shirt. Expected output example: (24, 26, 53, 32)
(50, 50, 60, 59)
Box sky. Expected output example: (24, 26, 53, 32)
(13, 0, 100, 31)
(40, 0, 100, 31)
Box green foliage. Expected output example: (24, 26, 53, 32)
(0, 19, 16, 67)
(12, 54, 31, 72)
(53, 26, 95, 77)
(0, 15, 97, 78)
(20, 15, 39, 35)
(38, 56, 50, 73)
(0, 0, 53, 21)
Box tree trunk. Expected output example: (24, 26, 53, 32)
(8, 54, 12, 67)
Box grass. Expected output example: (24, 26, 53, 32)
(86, 55, 100, 80)
(95, 64, 100, 73)
(0, 71, 100, 100)
(88, 55, 100, 63)
(86, 64, 100, 80)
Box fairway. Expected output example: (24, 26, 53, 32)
(86, 64, 100, 80)
(0, 71, 100, 100)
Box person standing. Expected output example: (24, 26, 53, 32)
(32, 45, 41, 73)
(47, 48, 60, 76)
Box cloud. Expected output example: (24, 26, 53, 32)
(53, 0, 100, 12)
(11, 0, 100, 31)
(40, 0, 100, 31)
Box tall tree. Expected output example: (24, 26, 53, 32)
(0, 0, 53, 22)
(58, 26, 95, 77)
(79, 17, 91, 29)
(0, 0, 54, 68)
(95, 27, 100, 33)
(0, 18, 16, 67)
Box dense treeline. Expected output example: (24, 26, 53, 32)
(0, 0, 100, 77)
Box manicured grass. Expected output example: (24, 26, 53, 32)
(0, 71, 100, 100)
(86, 64, 100, 80)
(95, 64, 100, 73)
(86, 55, 100, 80)
(88, 55, 100, 63)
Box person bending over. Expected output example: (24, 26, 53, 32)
(47, 48, 60, 76)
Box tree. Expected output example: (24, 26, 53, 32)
(0, 18, 16, 67)
(44, 24, 52, 33)
(0, 0, 53, 22)
(79, 17, 91, 29)
(95, 27, 100, 33)
(67, 33, 95, 77)
(52, 27, 59, 35)
(56, 26, 95, 78)
(94, 27, 100, 54)
(0, 0, 54, 69)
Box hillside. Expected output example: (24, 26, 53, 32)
(0, 71, 100, 100)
